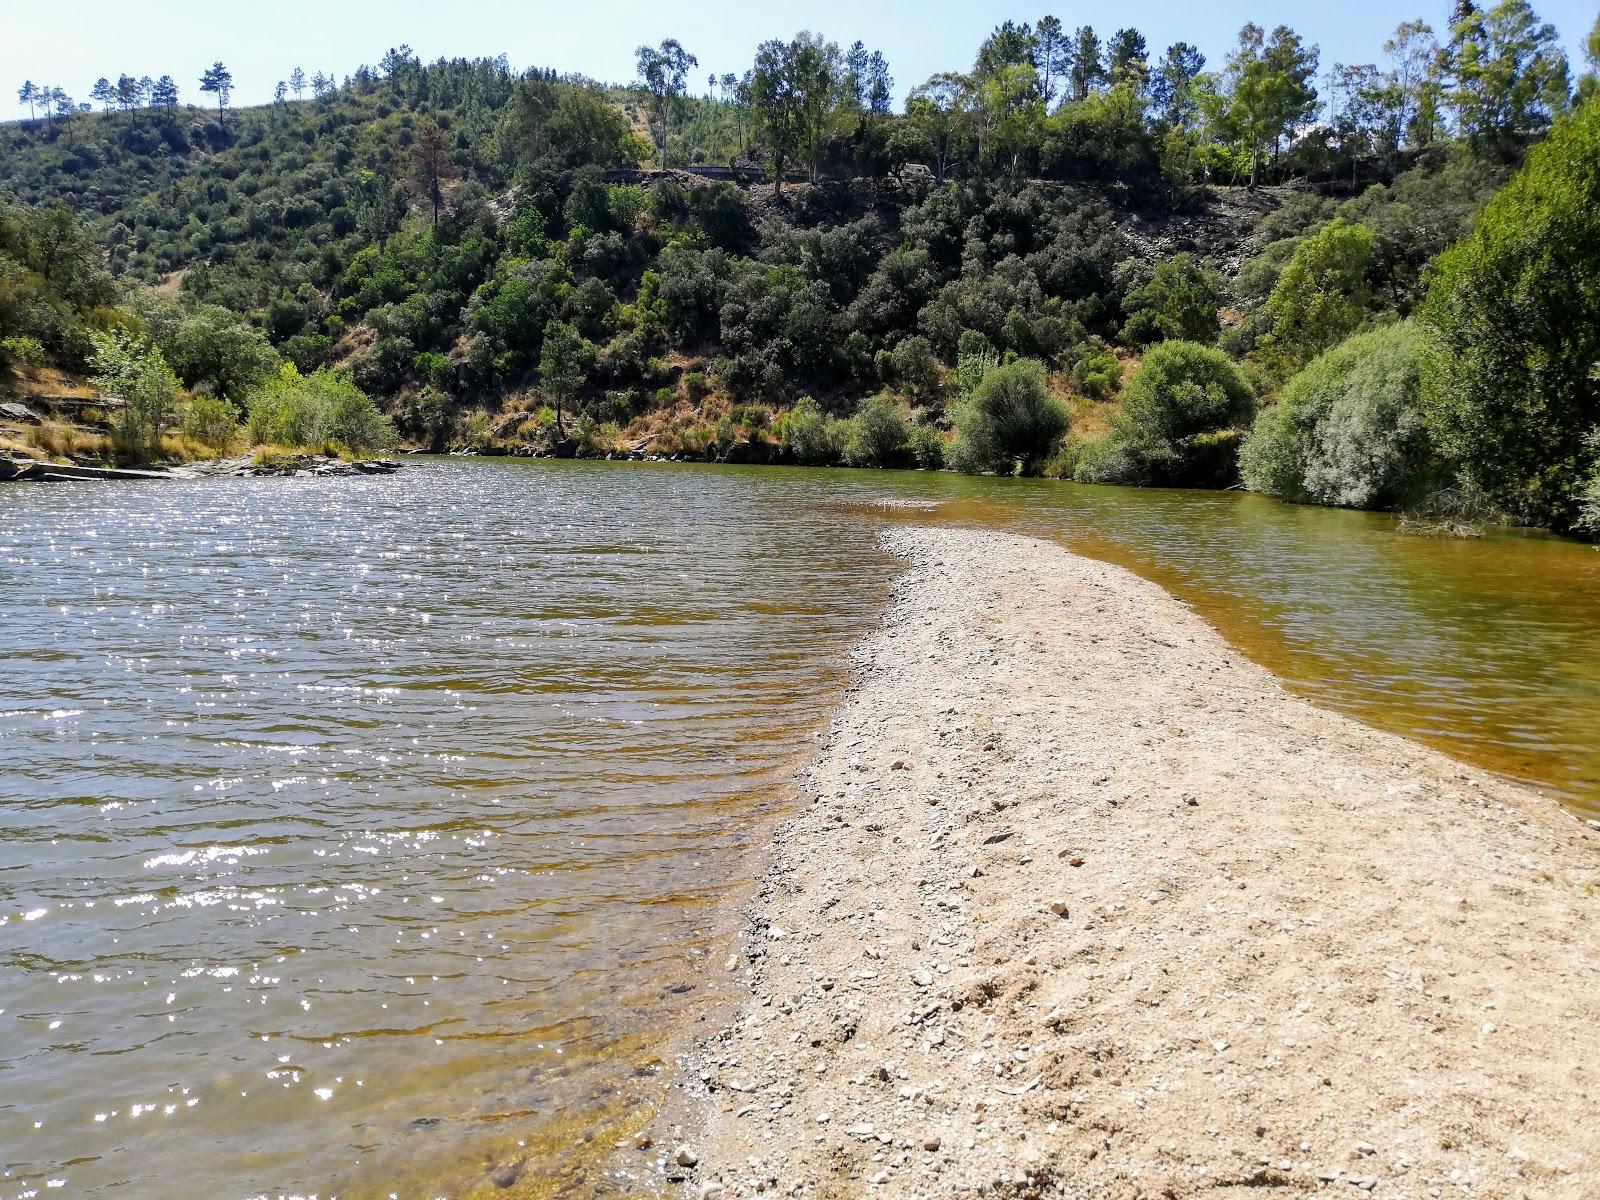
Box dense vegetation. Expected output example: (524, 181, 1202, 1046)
(3, 4, 1598, 534)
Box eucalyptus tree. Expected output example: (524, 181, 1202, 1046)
(635, 38, 698, 167)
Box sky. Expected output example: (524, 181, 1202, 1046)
(3, 0, 1595, 115)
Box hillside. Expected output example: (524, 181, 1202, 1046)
(3, 11, 1598, 533)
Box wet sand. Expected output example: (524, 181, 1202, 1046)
(640, 526, 1600, 1199)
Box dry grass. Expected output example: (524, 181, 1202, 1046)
(26, 420, 111, 461)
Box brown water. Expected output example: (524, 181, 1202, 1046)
(2, 458, 1597, 1200)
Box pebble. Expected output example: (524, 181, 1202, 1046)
(923, 1137, 942, 1151)
(676, 1146, 699, 1167)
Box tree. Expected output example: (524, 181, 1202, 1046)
(1419, 101, 1600, 529)
(1379, 21, 1442, 153)
(1261, 218, 1372, 374)
(906, 73, 973, 183)
(1220, 23, 1320, 186)
(635, 38, 697, 168)
(975, 21, 1036, 77)
(274, 81, 287, 106)
(1108, 28, 1149, 85)
(950, 358, 1068, 476)
(408, 119, 460, 228)
(17, 80, 36, 120)
(980, 63, 1045, 172)
(289, 66, 306, 100)
(90, 329, 181, 457)
(1069, 26, 1105, 100)
(1035, 16, 1068, 106)
(1152, 43, 1206, 128)
(116, 74, 140, 116)
(538, 318, 592, 434)
(748, 35, 837, 195)
(151, 75, 179, 108)
(199, 61, 233, 121)
(1450, 0, 1569, 143)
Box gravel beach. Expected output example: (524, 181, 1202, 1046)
(639, 526, 1600, 1200)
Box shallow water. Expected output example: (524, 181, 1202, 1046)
(2, 458, 1596, 1200)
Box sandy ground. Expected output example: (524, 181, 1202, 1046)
(631, 527, 1600, 1200)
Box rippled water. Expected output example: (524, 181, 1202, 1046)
(3, 458, 1597, 1200)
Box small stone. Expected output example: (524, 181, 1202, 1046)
(815, 1112, 831, 1124)
(892, 761, 908, 771)
(923, 1137, 942, 1152)
(1211, 1038, 1229, 1053)
(912, 970, 934, 987)
(1586, 819, 1600, 831)
(868, 1170, 890, 1185)
(698, 1184, 726, 1200)
(1068, 856, 1085, 867)
(1048, 902, 1069, 918)
(675, 1146, 699, 1168)
(635, 1134, 653, 1150)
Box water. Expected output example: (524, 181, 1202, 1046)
(2, 458, 1597, 1200)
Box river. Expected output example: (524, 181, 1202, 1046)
(2, 458, 1596, 1199)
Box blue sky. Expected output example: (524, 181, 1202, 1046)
(4, 0, 1595, 114)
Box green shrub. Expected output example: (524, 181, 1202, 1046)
(909, 422, 946, 470)
(90, 329, 181, 457)
(1259, 218, 1372, 377)
(950, 358, 1068, 476)
(776, 397, 838, 465)
(179, 393, 241, 448)
(246, 365, 396, 452)
(1076, 341, 1253, 486)
(1575, 432, 1600, 538)
(1121, 253, 1222, 346)
(1, 335, 47, 365)
(1419, 102, 1600, 530)
(1071, 339, 1122, 400)
(842, 394, 910, 468)
(1240, 322, 1438, 509)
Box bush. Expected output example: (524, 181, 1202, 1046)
(909, 422, 946, 470)
(843, 394, 910, 467)
(1258, 218, 1372, 377)
(1120, 253, 1221, 346)
(1076, 341, 1253, 486)
(179, 393, 241, 448)
(1071, 339, 1122, 400)
(950, 358, 1068, 476)
(246, 365, 396, 452)
(775, 397, 839, 465)
(1419, 103, 1600, 530)
(1240, 322, 1438, 509)
(1, 335, 47, 365)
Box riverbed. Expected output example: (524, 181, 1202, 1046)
(2, 458, 1597, 1199)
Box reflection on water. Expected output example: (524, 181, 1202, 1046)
(2, 458, 1597, 1199)
(0, 461, 895, 1199)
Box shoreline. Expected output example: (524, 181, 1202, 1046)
(633, 526, 1600, 1199)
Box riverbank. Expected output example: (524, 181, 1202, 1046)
(641, 526, 1600, 1200)
(0, 451, 401, 481)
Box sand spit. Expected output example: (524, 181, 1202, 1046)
(643, 526, 1600, 1200)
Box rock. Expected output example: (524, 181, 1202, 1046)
(0, 401, 40, 425)
(1049, 902, 1069, 918)
(675, 1145, 699, 1167)
(868, 1170, 891, 1185)
(923, 1137, 942, 1151)
(911, 970, 934, 987)
(698, 1184, 726, 1200)
(1586, 819, 1600, 831)
(489, 1158, 525, 1189)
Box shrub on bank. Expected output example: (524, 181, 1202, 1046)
(1240, 322, 1438, 509)
(843, 394, 911, 468)
(1074, 341, 1253, 487)
(775, 397, 840, 465)
(950, 358, 1068, 476)
(246, 365, 396, 454)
